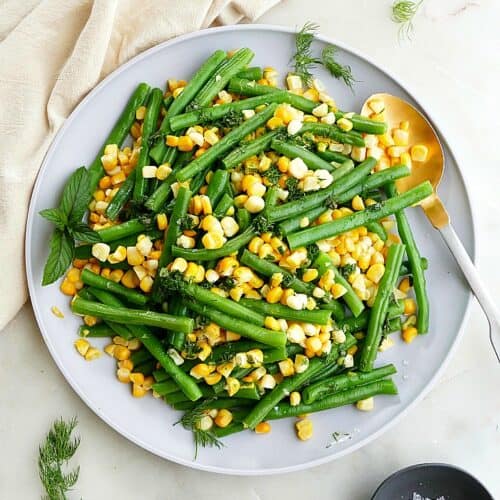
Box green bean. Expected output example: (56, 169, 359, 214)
(365, 221, 387, 241)
(176, 104, 278, 181)
(399, 257, 428, 277)
(143, 172, 176, 213)
(334, 165, 410, 205)
(277, 206, 327, 236)
(263, 346, 288, 364)
(336, 300, 404, 333)
(315, 149, 351, 164)
(318, 300, 345, 320)
(190, 48, 254, 108)
(152, 379, 180, 396)
(271, 138, 336, 171)
(386, 182, 429, 334)
(302, 364, 397, 404)
(234, 384, 260, 400)
(242, 356, 326, 429)
(266, 379, 398, 420)
(78, 323, 114, 338)
(313, 252, 365, 317)
(333, 112, 387, 135)
(169, 401, 197, 411)
(186, 301, 286, 348)
(236, 208, 251, 231)
(169, 93, 289, 132)
(206, 169, 229, 208)
(163, 95, 174, 109)
(158, 186, 192, 268)
(80, 268, 147, 306)
(71, 298, 194, 333)
(267, 157, 375, 223)
(209, 341, 271, 363)
(97, 219, 146, 243)
(165, 386, 214, 404)
(105, 170, 136, 220)
(150, 50, 227, 163)
(287, 181, 433, 249)
(180, 281, 265, 326)
(213, 422, 245, 438)
(153, 369, 169, 382)
(238, 298, 331, 325)
(213, 193, 233, 218)
(88, 83, 150, 192)
(239, 249, 313, 295)
(134, 359, 156, 376)
(235, 67, 263, 81)
(359, 244, 405, 372)
(168, 298, 189, 351)
(171, 226, 255, 261)
(298, 122, 365, 147)
(131, 348, 153, 367)
(222, 129, 282, 169)
(133, 88, 164, 200)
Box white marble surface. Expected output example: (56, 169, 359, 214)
(2, 0, 500, 498)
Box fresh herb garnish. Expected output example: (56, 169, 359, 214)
(391, 0, 423, 41)
(262, 165, 281, 185)
(182, 340, 201, 359)
(178, 215, 197, 231)
(252, 215, 274, 233)
(285, 177, 305, 201)
(40, 167, 101, 285)
(366, 202, 383, 212)
(38, 417, 81, 500)
(306, 243, 319, 262)
(292, 22, 356, 90)
(340, 263, 357, 280)
(177, 402, 224, 458)
(121, 198, 153, 223)
(203, 109, 244, 129)
(217, 277, 236, 291)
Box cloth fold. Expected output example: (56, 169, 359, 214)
(0, 0, 280, 331)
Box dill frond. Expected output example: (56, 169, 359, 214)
(391, 0, 424, 41)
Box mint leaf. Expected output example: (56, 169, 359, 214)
(68, 224, 102, 243)
(42, 230, 74, 285)
(60, 166, 92, 224)
(39, 208, 67, 231)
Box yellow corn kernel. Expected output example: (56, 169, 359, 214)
(399, 277, 411, 293)
(331, 283, 347, 299)
(110, 171, 126, 185)
(190, 363, 212, 379)
(400, 152, 412, 169)
(113, 345, 130, 361)
(121, 269, 139, 289)
(356, 397, 374, 411)
(202, 231, 225, 249)
(404, 298, 417, 315)
(278, 358, 295, 377)
(303, 88, 319, 101)
(197, 341, 212, 361)
(74, 339, 90, 357)
(166, 135, 179, 147)
(127, 339, 141, 351)
(129, 372, 144, 385)
(366, 263, 385, 284)
(275, 104, 294, 124)
(126, 246, 144, 266)
(302, 268, 318, 283)
(290, 391, 301, 407)
(264, 316, 281, 331)
(295, 418, 313, 441)
(216, 361, 235, 378)
(214, 408, 233, 428)
(266, 286, 283, 304)
(83, 315, 97, 327)
(132, 384, 147, 398)
(393, 128, 409, 146)
(178, 136, 194, 152)
(352, 195, 365, 211)
(84, 347, 101, 361)
(337, 118, 353, 132)
(305, 336, 322, 353)
(60, 279, 76, 296)
(170, 257, 188, 273)
(255, 422, 271, 434)
(225, 376, 240, 396)
(411, 144, 429, 162)
(140, 275, 154, 293)
(113, 336, 128, 347)
(135, 105, 146, 120)
(387, 146, 407, 158)
(402, 326, 418, 343)
(205, 372, 223, 386)
(108, 245, 127, 264)
(117, 368, 131, 383)
(266, 116, 284, 130)
(156, 213, 168, 231)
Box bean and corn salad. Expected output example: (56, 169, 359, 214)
(42, 42, 432, 453)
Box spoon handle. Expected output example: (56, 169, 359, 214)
(439, 224, 500, 362)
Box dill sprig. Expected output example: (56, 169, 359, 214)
(321, 46, 355, 91)
(178, 402, 224, 458)
(292, 22, 356, 90)
(38, 417, 81, 500)
(391, 0, 423, 41)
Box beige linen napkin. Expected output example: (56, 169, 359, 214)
(0, 0, 280, 331)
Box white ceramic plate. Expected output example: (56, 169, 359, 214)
(26, 25, 475, 475)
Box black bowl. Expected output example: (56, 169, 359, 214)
(371, 463, 494, 500)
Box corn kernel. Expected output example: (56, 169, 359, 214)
(331, 282, 347, 299)
(117, 368, 131, 383)
(205, 372, 223, 385)
(225, 377, 240, 396)
(255, 422, 271, 434)
(278, 358, 295, 377)
(411, 144, 429, 162)
(393, 128, 409, 146)
(214, 409, 233, 428)
(166, 135, 179, 147)
(74, 339, 90, 356)
(178, 136, 194, 152)
(402, 326, 418, 343)
(121, 269, 139, 288)
(290, 391, 301, 406)
(356, 397, 374, 411)
(399, 277, 411, 293)
(366, 263, 385, 284)
(295, 418, 313, 441)
(132, 384, 147, 398)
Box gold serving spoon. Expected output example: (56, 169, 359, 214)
(362, 93, 500, 361)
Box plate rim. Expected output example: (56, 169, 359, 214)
(25, 23, 477, 476)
